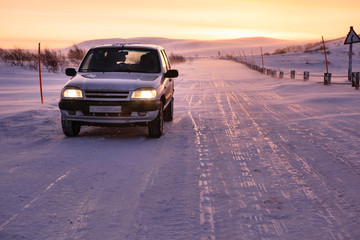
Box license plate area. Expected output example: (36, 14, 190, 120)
(89, 105, 122, 113)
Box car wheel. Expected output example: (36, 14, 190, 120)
(163, 97, 173, 121)
(148, 103, 163, 138)
(61, 116, 81, 137)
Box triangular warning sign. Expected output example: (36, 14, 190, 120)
(344, 26, 360, 44)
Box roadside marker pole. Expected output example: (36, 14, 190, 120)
(348, 43, 353, 81)
(38, 43, 43, 104)
(322, 36, 329, 74)
(251, 51, 255, 65)
(260, 47, 264, 69)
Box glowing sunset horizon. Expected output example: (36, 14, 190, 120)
(0, 0, 359, 49)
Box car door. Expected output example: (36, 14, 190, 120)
(159, 50, 174, 104)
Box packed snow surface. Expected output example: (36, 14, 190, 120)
(1, 43, 360, 239)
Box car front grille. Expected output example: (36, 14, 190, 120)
(84, 90, 130, 100)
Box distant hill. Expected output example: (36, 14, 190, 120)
(61, 37, 309, 57)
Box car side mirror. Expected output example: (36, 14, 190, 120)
(164, 69, 178, 78)
(66, 68, 77, 77)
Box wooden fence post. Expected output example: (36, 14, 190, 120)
(291, 70, 295, 79)
(352, 72, 359, 90)
(324, 73, 331, 85)
(279, 71, 284, 79)
(271, 70, 277, 77)
(304, 71, 309, 81)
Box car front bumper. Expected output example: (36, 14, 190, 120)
(59, 99, 161, 124)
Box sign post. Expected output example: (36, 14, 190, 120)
(322, 36, 329, 74)
(344, 26, 360, 81)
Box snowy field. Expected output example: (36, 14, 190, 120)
(253, 38, 360, 83)
(1, 42, 360, 239)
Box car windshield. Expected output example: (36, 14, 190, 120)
(79, 48, 161, 73)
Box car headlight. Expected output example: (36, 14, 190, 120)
(131, 88, 157, 99)
(62, 88, 83, 98)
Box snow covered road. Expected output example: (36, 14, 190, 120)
(1, 59, 360, 239)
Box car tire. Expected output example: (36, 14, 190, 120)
(61, 116, 81, 137)
(163, 97, 173, 121)
(148, 103, 163, 138)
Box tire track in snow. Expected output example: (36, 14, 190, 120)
(0, 144, 104, 236)
(189, 111, 216, 240)
(262, 96, 360, 174)
(0, 171, 70, 232)
(232, 91, 357, 239)
(292, 120, 360, 175)
(225, 91, 334, 238)
(62, 190, 99, 240)
(260, 102, 359, 239)
(217, 91, 287, 239)
(229, 92, 339, 230)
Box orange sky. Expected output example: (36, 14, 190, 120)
(0, 0, 359, 49)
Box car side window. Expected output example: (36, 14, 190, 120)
(161, 50, 171, 70)
(159, 50, 168, 73)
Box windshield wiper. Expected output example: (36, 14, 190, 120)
(114, 69, 133, 73)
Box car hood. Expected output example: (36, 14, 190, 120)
(65, 72, 162, 91)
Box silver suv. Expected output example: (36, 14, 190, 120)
(58, 44, 178, 138)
